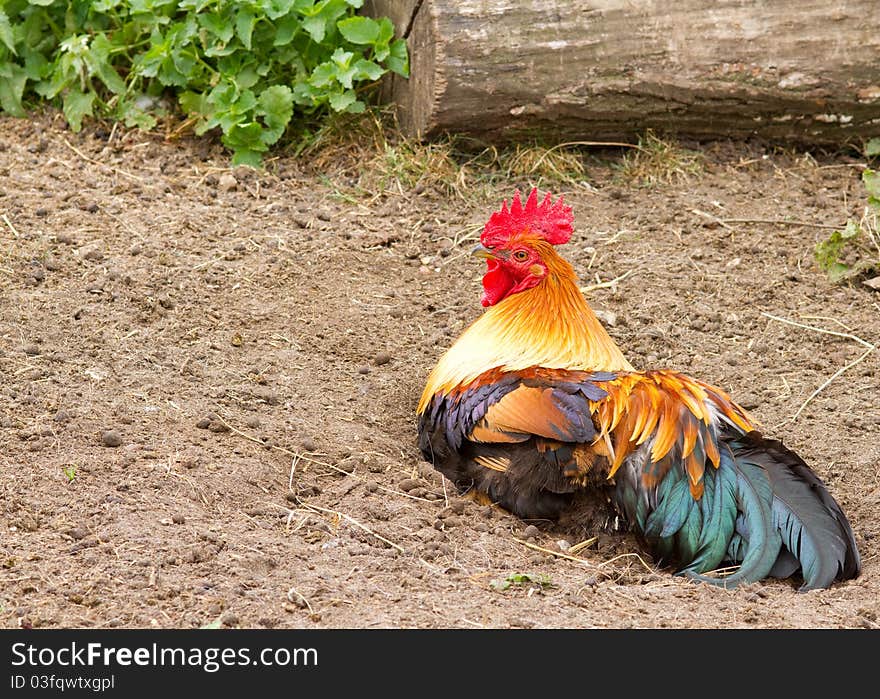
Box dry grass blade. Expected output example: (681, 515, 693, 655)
(761, 312, 877, 423)
(287, 586, 314, 614)
(568, 537, 599, 554)
(512, 537, 596, 566)
(301, 502, 404, 553)
(2, 213, 20, 237)
(501, 143, 587, 186)
(580, 269, 634, 293)
(62, 138, 143, 182)
(761, 312, 874, 348)
(617, 130, 703, 186)
(596, 552, 657, 575)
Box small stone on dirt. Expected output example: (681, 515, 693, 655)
(171, 514, 186, 525)
(218, 173, 237, 191)
(301, 438, 318, 452)
(357, 365, 371, 375)
(101, 430, 123, 447)
(23, 345, 40, 356)
(251, 386, 279, 405)
(399, 478, 421, 492)
(522, 524, 541, 540)
(245, 415, 260, 429)
(594, 310, 617, 327)
(374, 351, 392, 366)
(738, 393, 761, 410)
(67, 527, 88, 541)
(35, 207, 48, 217)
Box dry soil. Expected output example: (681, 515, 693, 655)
(1, 114, 878, 629)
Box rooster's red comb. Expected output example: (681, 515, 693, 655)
(481, 188, 573, 248)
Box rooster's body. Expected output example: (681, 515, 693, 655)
(417, 189, 860, 590)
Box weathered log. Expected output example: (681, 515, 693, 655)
(365, 0, 880, 146)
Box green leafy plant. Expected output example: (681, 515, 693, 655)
(61, 464, 77, 482)
(815, 167, 880, 283)
(0, 0, 408, 166)
(489, 572, 554, 592)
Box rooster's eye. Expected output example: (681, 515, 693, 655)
(512, 250, 529, 262)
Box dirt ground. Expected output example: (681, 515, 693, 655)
(1, 113, 878, 630)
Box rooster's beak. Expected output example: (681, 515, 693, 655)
(471, 244, 494, 259)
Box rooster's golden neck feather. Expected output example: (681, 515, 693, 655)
(418, 243, 633, 413)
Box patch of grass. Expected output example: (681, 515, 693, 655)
(815, 167, 880, 284)
(494, 142, 588, 187)
(365, 138, 466, 196)
(295, 107, 467, 197)
(616, 130, 703, 186)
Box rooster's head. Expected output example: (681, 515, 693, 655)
(473, 188, 573, 307)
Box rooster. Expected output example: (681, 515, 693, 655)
(417, 188, 860, 590)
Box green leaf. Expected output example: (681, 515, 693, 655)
(328, 88, 356, 111)
(62, 89, 95, 132)
(337, 16, 380, 45)
(489, 572, 553, 591)
(371, 17, 395, 61)
(309, 61, 337, 88)
(264, 0, 296, 21)
(292, 80, 321, 106)
(826, 262, 852, 283)
(120, 103, 158, 130)
(224, 121, 268, 167)
(328, 46, 356, 87)
(865, 138, 880, 159)
(0, 63, 28, 116)
(331, 47, 353, 67)
(0, 10, 16, 55)
(225, 121, 266, 151)
(28, 0, 56, 6)
(386, 38, 408, 77)
(273, 14, 300, 46)
(840, 219, 861, 239)
(231, 148, 264, 168)
(257, 84, 293, 143)
(235, 9, 257, 50)
(89, 34, 126, 95)
(198, 12, 235, 43)
(301, 15, 326, 43)
(863, 168, 880, 208)
(179, 89, 210, 117)
(353, 58, 383, 82)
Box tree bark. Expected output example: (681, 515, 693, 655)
(365, 0, 880, 146)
